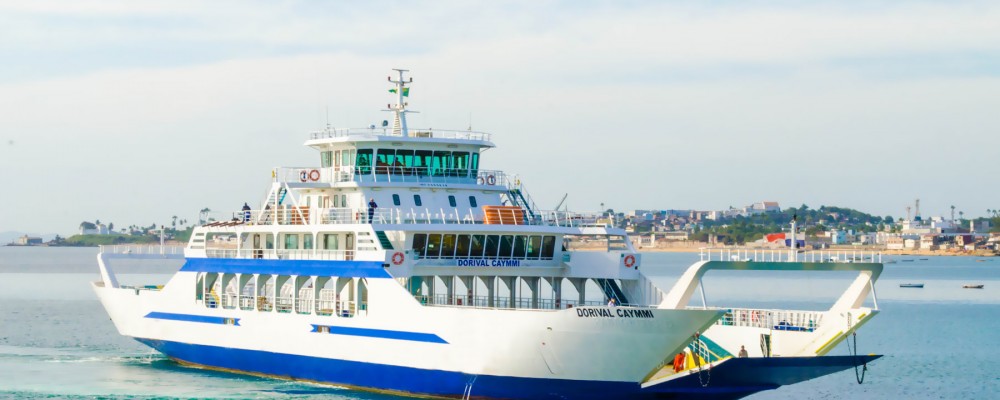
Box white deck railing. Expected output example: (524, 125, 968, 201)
(274, 166, 507, 187)
(698, 248, 882, 263)
(204, 249, 355, 261)
(415, 294, 608, 310)
(308, 127, 492, 142)
(99, 244, 186, 255)
(708, 307, 824, 332)
(205, 206, 609, 229)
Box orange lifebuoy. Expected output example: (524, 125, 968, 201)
(487, 175, 496, 185)
(308, 169, 320, 181)
(624, 254, 636, 268)
(299, 170, 309, 182)
(391, 252, 405, 265)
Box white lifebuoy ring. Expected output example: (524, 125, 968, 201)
(308, 169, 320, 181)
(623, 254, 636, 268)
(477, 176, 485, 185)
(487, 175, 496, 185)
(391, 252, 405, 265)
(299, 170, 308, 182)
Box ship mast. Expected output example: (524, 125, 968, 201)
(385, 69, 417, 137)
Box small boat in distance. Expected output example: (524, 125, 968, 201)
(899, 283, 924, 288)
(962, 284, 985, 289)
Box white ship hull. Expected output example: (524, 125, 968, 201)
(93, 260, 722, 399)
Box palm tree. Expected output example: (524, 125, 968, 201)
(199, 208, 212, 224)
(171, 215, 178, 229)
(951, 205, 956, 221)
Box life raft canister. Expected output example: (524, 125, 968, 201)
(623, 254, 636, 268)
(391, 252, 405, 265)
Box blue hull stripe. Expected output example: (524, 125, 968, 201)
(135, 338, 643, 399)
(311, 324, 448, 344)
(145, 312, 240, 326)
(180, 258, 391, 278)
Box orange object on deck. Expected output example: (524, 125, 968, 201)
(482, 206, 525, 225)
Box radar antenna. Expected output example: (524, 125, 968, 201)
(383, 69, 419, 137)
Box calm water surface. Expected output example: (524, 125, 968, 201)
(0, 247, 997, 399)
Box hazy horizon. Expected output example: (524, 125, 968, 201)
(2, 1, 999, 235)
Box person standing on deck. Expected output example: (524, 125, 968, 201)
(367, 198, 378, 223)
(672, 352, 686, 372)
(738, 345, 749, 358)
(607, 298, 616, 307)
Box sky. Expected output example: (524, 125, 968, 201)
(1, 0, 999, 235)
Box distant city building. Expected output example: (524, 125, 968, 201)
(11, 235, 42, 246)
(920, 234, 939, 250)
(79, 222, 111, 235)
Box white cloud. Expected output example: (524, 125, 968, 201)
(2, 1, 1000, 233)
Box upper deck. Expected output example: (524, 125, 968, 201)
(306, 127, 494, 147)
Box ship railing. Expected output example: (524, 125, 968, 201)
(257, 296, 274, 312)
(415, 294, 609, 310)
(315, 299, 360, 317)
(308, 127, 492, 142)
(704, 307, 823, 331)
(220, 293, 239, 310)
(273, 166, 507, 187)
(99, 244, 186, 255)
(204, 249, 355, 261)
(238, 295, 256, 311)
(698, 247, 882, 264)
(295, 298, 313, 315)
(275, 296, 294, 313)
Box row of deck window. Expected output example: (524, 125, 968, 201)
(321, 149, 481, 178)
(412, 233, 557, 260)
(196, 272, 367, 317)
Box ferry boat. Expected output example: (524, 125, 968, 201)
(92, 70, 728, 399)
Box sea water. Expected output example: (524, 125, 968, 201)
(0, 247, 997, 399)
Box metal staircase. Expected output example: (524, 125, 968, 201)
(596, 278, 629, 305)
(374, 231, 394, 250)
(501, 176, 539, 223)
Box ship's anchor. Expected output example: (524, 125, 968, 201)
(845, 312, 868, 384)
(693, 332, 711, 387)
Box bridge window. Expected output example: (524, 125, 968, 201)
(448, 195, 457, 207)
(499, 235, 514, 257)
(471, 153, 479, 175)
(468, 196, 477, 208)
(470, 234, 486, 258)
(392, 194, 401, 206)
(426, 234, 441, 257)
(527, 236, 541, 259)
(485, 235, 500, 258)
(355, 149, 373, 174)
(441, 234, 456, 258)
(456, 234, 471, 258)
(409, 233, 557, 260)
(513, 236, 527, 258)
(541, 236, 556, 259)
(321, 151, 332, 168)
(412, 234, 427, 257)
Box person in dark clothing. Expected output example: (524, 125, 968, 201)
(242, 202, 252, 223)
(367, 198, 378, 223)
